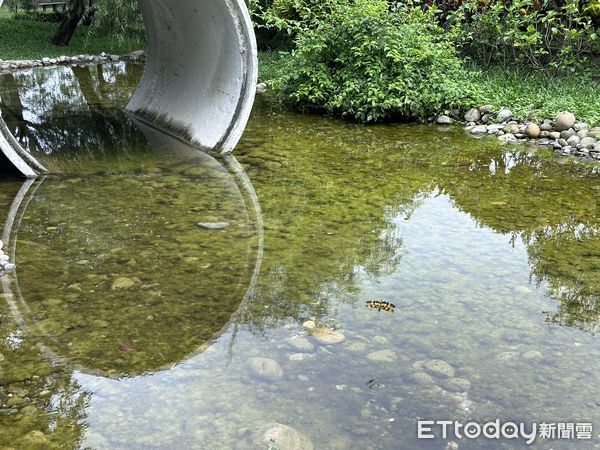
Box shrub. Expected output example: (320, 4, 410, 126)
(276, 0, 476, 123)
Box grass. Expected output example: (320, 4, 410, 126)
(0, 7, 143, 60)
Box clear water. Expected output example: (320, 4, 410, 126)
(0, 63, 598, 449)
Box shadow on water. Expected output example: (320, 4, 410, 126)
(0, 62, 598, 449)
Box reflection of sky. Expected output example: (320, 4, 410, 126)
(15, 67, 89, 124)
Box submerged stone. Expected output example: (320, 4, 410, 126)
(236, 423, 314, 450)
(197, 222, 230, 230)
(248, 357, 284, 381)
(311, 328, 345, 345)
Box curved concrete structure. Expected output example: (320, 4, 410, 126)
(0, 0, 258, 176)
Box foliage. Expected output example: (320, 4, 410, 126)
(87, 0, 144, 41)
(444, 0, 600, 72)
(276, 0, 476, 122)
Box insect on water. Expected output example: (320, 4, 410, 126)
(366, 300, 395, 313)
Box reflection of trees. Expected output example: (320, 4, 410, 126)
(0, 63, 147, 172)
(439, 150, 599, 334)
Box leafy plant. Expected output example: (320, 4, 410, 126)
(276, 0, 476, 123)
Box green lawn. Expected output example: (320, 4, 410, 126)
(0, 7, 143, 60)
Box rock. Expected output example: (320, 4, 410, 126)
(514, 133, 527, 139)
(256, 82, 268, 94)
(589, 128, 600, 139)
(22, 431, 50, 447)
(286, 337, 314, 353)
(236, 423, 313, 450)
(2, 263, 15, 272)
(579, 137, 596, 148)
(592, 144, 600, 153)
(479, 104, 494, 114)
(367, 350, 398, 362)
(540, 120, 553, 131)
(423, 359, 455, 378)
(302, 320, 316, 330)
(487, 124, 504, 133)
(540, 131, 550, 138)
(567, 135, 581, 147)
(311, 328, 345, 345)
(248, 357, 284, 381)
(464, 108, 481, 122)
(470, 125, 488, 135)
(577, 129, 589, 139)
(481, 114, 491, 124)
(445, 442, 459, 450)
(498, 133, 516, 143)
(497, 108, 512, 122)
(560, 129, 575, 139)
(0, 353, 4, 362)
(347, 342, 367, 352)
(442, 378, 472, 392)
(130, 49, 145, 58)
(436, 115, 453, 125)
(562, 146, 573, 155)
(0, 240, 3, 250)
(289, 353, 314, 361)
(573, 122, 589, 131)
(7, 396, 25, 407)
(555, 112, 576, 131)
(525, 123, 541, 138)
(557, 138, 569, 148)
(549, 131, 561, 140)
(412, 371, 435, 385)
(197, 222, 230, 230)
(111, 277, 136, 290)
(503, 124, 520, 134)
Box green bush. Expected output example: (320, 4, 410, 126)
(446, 0, 600, 72)
(276, 0, 476, 123)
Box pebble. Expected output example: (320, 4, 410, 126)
(111, 277, 136, 290)
(302, 320, 316, 330)
(423, 359, 455, 378)
(311, 327, 345, 345)
(196, 222, 230, 230)
(237, 423, 314, 450)
(367, 350, 398, 362)
(436, 115, 453, 125)
(248, 357, 284, 381)
(286, 337, 314, 352)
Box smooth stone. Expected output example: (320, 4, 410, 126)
(464, 108, 481, 122)
(481, 114, 491, 123)
(503, 124, 520, 134)
(522, 350, 543, 359)
(573, 122, 589, 131)
(498, 133, 516, 142)
(479, 104, 494, 114)
(436, 115, 453, 125)
(289, 353, 314, 361)
(367, 350, 398, 362)
(555, 112, 576, 131)
(525, 123, 541, 138)
(302, 320, 316, 330)
(311, 328, 345, 345)
(470, 125, 488, 135)
(497, 108, 512, 122)
(197, 222, 230, 230)
(412, 371, 435, 385)
(560, 129, 575, 139)
(287, 337, 314, 353)
(548, 131, 561, 140)
(567, 135, 581, 146)
(423, 359, 455, 378)
(540, 122, 554, 131)
(579, 137, 596, 148)
(558, 139, 569, 148)
(256, 82, 268, 93)
(442, 377, 472, 392)
(236, 423, 314, 450)
(248, 357, 284, 381)
(7, 396, 25, 407)
(111, 277, 136, 290)
(577, 129, 589, 139)
(0, 353, 4, 361)
(3, 263, 15, 272)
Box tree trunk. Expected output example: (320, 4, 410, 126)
(52, 0, 87, 46)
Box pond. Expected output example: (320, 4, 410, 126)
(0, 62, 598, 449)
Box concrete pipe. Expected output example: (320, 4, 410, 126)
(0, 0, 258, 177)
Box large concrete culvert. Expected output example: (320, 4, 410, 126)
(0, 0, 258, 177)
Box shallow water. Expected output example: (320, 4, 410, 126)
(0, 63, 598, 449)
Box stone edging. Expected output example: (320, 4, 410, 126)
(437, 108, 600, 162)
(0, 50, 146, 74)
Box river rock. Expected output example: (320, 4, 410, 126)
(0, 353, 4, 362)
(436, 115, 453, 125)
(481, 114, 491, 123)
(367, 350, 398, 362)
(525, 123, 541, 138)
(442, 377, 472, 392)
(236, 423, 313, 450)
(286, 337, 314, 353)
(464, 108, 481, 122)
(548, 131, 560, 140)
(540, 120, 553, 131)
(423, 359, 455, 378)
(579, 137, 596, 148)
(311, 328, 345, 345)
(479, 104, 494, 114)
(21, 430, 51, 447)
(111, 277, 136, 290)
(567, 135, 581, 147)
(589, 128, 600, 138)
(256, 83, 268, 94)
(197, 222, 230, 230)
(573, 122, 589, 131)
(522, 350, 542, 360)
(577, 129, 589, 139)
(248, 357, 284, 381)
(470, 125, 487, 135)
(503, 124, 520, 134)
(7, 396, 25, 407)
(497, 108, 513, 122)
(498, 133, 516, 143)
(555, 112, 576, 131)
(302, 320, 316, 330)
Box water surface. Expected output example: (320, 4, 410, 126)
(0, 63, 598, 449)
